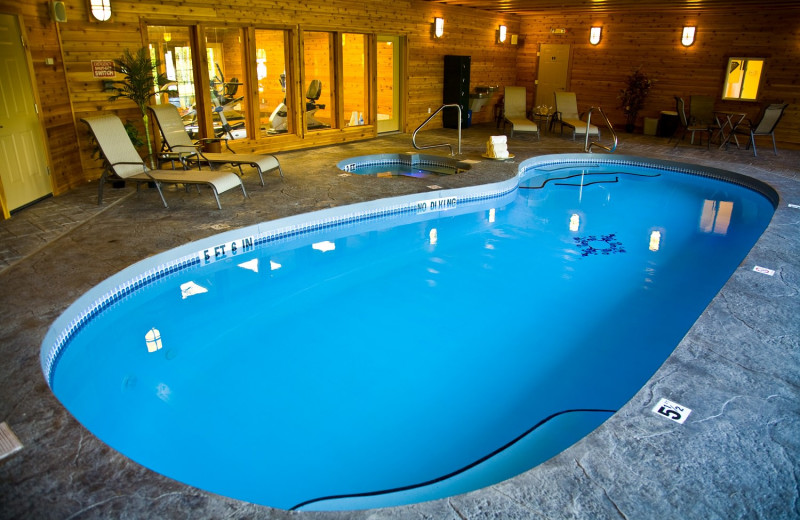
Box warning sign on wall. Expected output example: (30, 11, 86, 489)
(91, 60, 116, 78)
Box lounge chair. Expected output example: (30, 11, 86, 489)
(502, 86, 538, 139)
(81, 115, 246, 209)
(672, 96, 712, 149)
(148, 104, 283, 186)
(553, 92, 600, 140)
(733, 103, 788, 157)
(689, 95, 715, 127)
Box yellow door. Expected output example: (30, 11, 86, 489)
(0, 14, 52, 216)
(534, 44, 571, 111)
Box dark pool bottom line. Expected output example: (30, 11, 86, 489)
(290, 407, 617, 511)
(520, 170, 661, 190)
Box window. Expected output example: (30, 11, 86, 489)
(255, 29, 290, 136)
(205, 26, 248, 139)
(722, 57, 765, 101)
(303, 32, 335, 130)
(342, 33, 368, 126)
(147, 26, 197, 137)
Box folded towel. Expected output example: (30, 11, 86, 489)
(487, 142, 508, 158)
(490, 135, 507, 144)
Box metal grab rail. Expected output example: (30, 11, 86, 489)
(412, 104, 462, 156)
(584, 107, 618, 153)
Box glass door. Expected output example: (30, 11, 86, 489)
(377, 35, 401, 133)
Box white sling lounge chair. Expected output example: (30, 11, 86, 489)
(502, 86, 539, 139)
(148, 104, 283, 187)
(554, 91, 600, 140)
(82, 115, 246, 209)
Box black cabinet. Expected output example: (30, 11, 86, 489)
(443, 55, 470, 129)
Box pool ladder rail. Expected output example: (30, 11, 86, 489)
(412, 104, 462, 156)
(584, 106, 618, 154)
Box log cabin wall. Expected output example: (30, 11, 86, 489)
(4, 0, 520, 192)
(3, 1, 798, 196)
(515, 7, 800, 142)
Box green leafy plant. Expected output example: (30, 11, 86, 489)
(619, 68, 653, 129)
(108, 47, 171, 167)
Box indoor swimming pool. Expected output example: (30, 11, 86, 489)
(41, 154, 777, 511)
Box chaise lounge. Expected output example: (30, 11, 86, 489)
(82, 114, 246, 209)
(148, 104, 283, 187)
(502, 86, 539, 139)
(553, 91, 600, 140)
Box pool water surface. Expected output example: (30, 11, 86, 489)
(42, 155, 776, 511)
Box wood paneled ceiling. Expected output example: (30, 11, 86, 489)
(418, 0, 798, 15)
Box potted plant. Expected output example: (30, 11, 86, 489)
(108, 47, 172, 167)
(619, 68, 653, 132)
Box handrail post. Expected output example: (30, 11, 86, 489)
(412, 103, 462, 156)
(584, 107, 618, 154)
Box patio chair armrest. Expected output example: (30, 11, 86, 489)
(107, 161, 155, 180)
(196, 137, 236, 154)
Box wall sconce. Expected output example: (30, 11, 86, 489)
(162, 32, 172, 42)
(681, 26, 696, 47)
(433, 17, 444, 39)
(589, 26, 602, 45)
(88, 0, 112, 21)
(497, 25, 507, 44)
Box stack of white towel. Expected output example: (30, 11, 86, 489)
(486, 135, 509, 158)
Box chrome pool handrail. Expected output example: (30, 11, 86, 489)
(584, 106, 618, 153)
(412, 104, 462, 156)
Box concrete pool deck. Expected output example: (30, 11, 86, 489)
(1, 124, 798, 519)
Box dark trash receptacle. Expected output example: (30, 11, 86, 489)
(657, 111, 679, 138)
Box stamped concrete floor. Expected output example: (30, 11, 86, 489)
(1, 125, 798, 519)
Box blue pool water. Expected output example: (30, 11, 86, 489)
(42, 155, 776, 511)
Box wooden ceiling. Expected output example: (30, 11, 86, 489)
(417, 0, 797, 15)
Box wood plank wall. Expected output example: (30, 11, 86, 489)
(5, 0, 519, 191)
(516, 7, 800, 142)
(4, 0, 798, 196)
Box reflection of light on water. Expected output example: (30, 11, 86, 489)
(313, 241, 336, 252)
(488, 208, 495, 223)
(569, 213, 580, 232)
(238, 259, 259, 273)
(156, 383, 171, 402)
(649, 230, 661, 251)
(429, 228, 438, 245)
(145, 328, 162, 353)
(270, 260, 282, 270)
(700, 200, 733, 235)
(180, 281, 208, 299)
